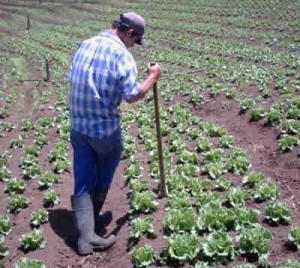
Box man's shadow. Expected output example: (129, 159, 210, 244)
(48, 209, 77, 252)
(48, 209, 129, 251)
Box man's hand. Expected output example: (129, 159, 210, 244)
(147, 62, 161, 81)
(127, 62, 161, 104)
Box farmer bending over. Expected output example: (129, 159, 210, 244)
(68, 12, 161, 255)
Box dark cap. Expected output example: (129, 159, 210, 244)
(119, 12, 146, 46)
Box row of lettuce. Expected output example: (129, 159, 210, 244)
(121, 100, 300, 267)
(0, 76, 70, 267)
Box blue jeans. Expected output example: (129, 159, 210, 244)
(70, 129, 123, 196)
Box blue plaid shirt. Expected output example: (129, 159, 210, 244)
(69, 30, 141, 139)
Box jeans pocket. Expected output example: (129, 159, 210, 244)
(89, 129, 123, 155)
(70, 129, 88, 147)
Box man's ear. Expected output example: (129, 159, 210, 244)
(127, 29, 135, 37)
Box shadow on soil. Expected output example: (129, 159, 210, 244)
(48, 209, 77, 252)
(110, 212, 130, 236)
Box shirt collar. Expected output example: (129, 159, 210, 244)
(99, 30, 126, 49)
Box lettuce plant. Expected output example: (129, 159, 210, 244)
(233, 207, 259, 231)
(231, 147, 247, 158)
(0, 214, 11, 236)
(23, 163, 41, 180)
(0, 236, 9, 257)
(166, 174, 186, 192)
(177, 163, 200, 177)
(209, 86, 222, 98)
(287, 107, 300, 120)
(128, 179, 149, 193)
(160, 122, 170, 136)
(250, 107, 267, 121)
(215, 177, 232, 191)
(195, 192, 221, 208)
(7, 194, 29, 213)
(129, 217, 154, 240)
(254, 182, 280, 202)
(124, 163, 142, 181)
(34, 132, 49, 147)
(163, 208, 195, 234)
(226, 187, 250, 207)
(167, 233, 200, 261)
(21, 154, 38, 169)
(194, 261, 210, 268)
(10, 134, 26, 148)
(202, 230, 235, 263)
(43, 189, 60, 208)
(187, 127, 201, 140)
(24, 145, 40, 157)
(170, 137, 187, 153)
(242, 171, 264, 188)
(5, 178, 25, 195)
(19, 229, 46, 251)
(288, 225, 300, 250)
(276, 259, 300, 268)
(38, 170, 59, 189)
(228, 155, 251, 174)
(267, 109, 282, 126)
(123, 135, 137, 158)
(37, 117, 55, 128)
(190, 92, 204, 105)
(53, 159, 71, 174)
(206, 123, 227, 137)
(138, 127, 153, 143)
(238, 224, 272, 261)
(196, 137, 212, 152)
(0, 166, 11, 182)
(30, 209, 49, 227)
(280, 119, 300, 135)
(0, 106, 9, 119)
(201, 148, 224, 163)
(19, 119, 34, 132)
(166, 191, 192, 210)
(177, 149, 198, 165)
(0, 151, 11, 167)
(202, 161, 227, 179)
(240, 98, 255, 112)
(265, 201, 291, 223)
(129, 190, 158, 214)
(0, 121, 14, 135)
(224, 88, 236, 99)
(188, 178, 212, 196)
(130, 244, 156, 268)
(277, 135, 298, 153)
(197, 203, 234, 232)
(14, 257, 46, 268)
(219, 135, 235, 148)
(48, 145, 67, 162)
(176, 121, 190, 134)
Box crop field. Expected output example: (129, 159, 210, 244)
(0, 0, 300, 267)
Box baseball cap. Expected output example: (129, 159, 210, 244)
(119, 12, 146, 46)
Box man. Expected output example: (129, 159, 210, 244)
(68, 12, 161, 255)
